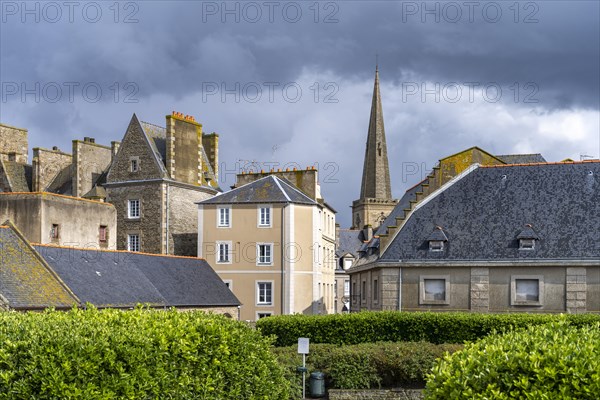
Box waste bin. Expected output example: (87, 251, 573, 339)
(309, 371, 325, 398)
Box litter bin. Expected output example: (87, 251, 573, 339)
(309, 371, 325, 398)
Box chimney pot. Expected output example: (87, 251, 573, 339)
(52, 146, 58, 151)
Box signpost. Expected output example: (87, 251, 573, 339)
(297, 337, 310, 399)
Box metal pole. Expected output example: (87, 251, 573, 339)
(302, 353, 306, 399)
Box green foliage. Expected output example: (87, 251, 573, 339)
(425, 320, 600, 399)
(272, 342, 462, 399)
(0, 306, 290, 399)
(257, 311, 600, 346)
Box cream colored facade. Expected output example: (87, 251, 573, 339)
(198, 201, 336, 321)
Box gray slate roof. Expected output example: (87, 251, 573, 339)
(375, 178, 428, 235)
(381, 162, 600, 262)
(199, 175, 317, 205)
(336, 229, 363, 258)
(1, 160, 32, 192)
(496, 154, 547, 164)
(34, 245, 240, 308)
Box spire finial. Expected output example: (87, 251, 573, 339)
(375, 53, 379, 72)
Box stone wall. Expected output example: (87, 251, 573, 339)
(566, 267, 587, 313)
(470, 267, 489, 311)
(32, 148, 73, 192)
(202, 132, 219, 178)
(174, 306, 239, 319)
(0, 123, 28, 164)
(106, 182, 164, 253)
(166, 115, 203, 185)
(72, 139, 112, 197)
(328, 389, 423, 400)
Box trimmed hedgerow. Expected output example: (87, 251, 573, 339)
(256, 311, 600, 346)
(0, 306, 290, 399)
(425, 319, 600, 399)
(272, 341, 462, 399)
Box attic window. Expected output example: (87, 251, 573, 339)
(130, 157, 139, 173)
(50, 224, 60, 240)
(517, 224, 540, 251)
(427, 226, 448, 252)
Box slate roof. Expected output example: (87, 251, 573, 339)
(336, 229, 363, 258)
(0, 226, 78, 309)
(1, 160, 32, 192)
(381, 162, 600, 262)
(496, 153, 547, 164)
(33, 245, 240, 308)
(375, 178, 428, 235)
(427, 227, 448, 242)
(199, 175, 317, 205)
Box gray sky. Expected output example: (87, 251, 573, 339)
(1, 0, 599, 227)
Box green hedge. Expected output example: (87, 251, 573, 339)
(272, 341, 462, 399)
(425, 320, 600, 399)
(257, 311, 600, 346)
(0, 306, 290, 399)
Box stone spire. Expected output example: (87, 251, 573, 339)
(359, 66, 392, 200)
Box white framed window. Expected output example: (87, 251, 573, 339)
(216, 241, 232, 264)
(519, 239, 536, 250)
(344, 280, 350, 297)
(128, 199, 140, 219)
(258, 205, 272, 227)
(130, 157, 139, 172)
(257, 281, 273, 305)
(429, 240, 444, 251)
(419, 275, 450, 305)
(222, 279, 233, 290)
(257, 243, 273, 265)
(257, 312, 272, 319)
(511, 275, 544, 306)
(127, 234, 140, 252)
(217, 206, 231, 227)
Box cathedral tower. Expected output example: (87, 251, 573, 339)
(351, 67, 398, 229)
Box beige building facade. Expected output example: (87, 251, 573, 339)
(198, 173, 336, 321)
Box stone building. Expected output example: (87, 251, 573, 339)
(351, 67, 398, 229)
(348, 159, 600, 314)
(197, 170, 336, 321)
(105, 112, 220, 256)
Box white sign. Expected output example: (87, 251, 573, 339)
(297, 337, 310, 354)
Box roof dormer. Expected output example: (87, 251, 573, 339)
(517, 224, 540, 250)
(427, 226, 448, 252)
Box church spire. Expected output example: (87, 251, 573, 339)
(359, 66, 392, 200)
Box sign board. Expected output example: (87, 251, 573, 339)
(297, 337, 310, 354)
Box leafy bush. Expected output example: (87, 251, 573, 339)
(257, 311, 600, 346)
(425, 320, 600, 399)
(0, 306, 290, 399)
(272, 341, 462, 398)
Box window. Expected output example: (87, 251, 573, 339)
(361, 281, 366, 303)
(217, 241, 231, 263)
(127, 234, 140, 252)
(222, 280, 232, 290)
(258, 206, 271, 227)
(257, 243, 272, 265)
(130, 158, 139, 172)
(373, 279, 379, 302)
(511, 275, 544, 306)
(257, 312, 272, 319)
(419, 275, 450, 305)
(99, 225, 108, 243)
(343, 257, 354, 270)
(50, 224, 60, 239)
(519, 239, 535, 250)
(128, 199, 140, 219)
(217, 206, 231, 227)
(257, 282, 272, 305)
(352, 282, 357, 303)
(429, 240, 444, 251)
(344, 280, 350, 297)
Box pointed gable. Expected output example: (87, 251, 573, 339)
(106, 114, 167, 183)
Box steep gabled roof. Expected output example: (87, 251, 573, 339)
(33, 245, 240, 308)
(381, 162, 600, 262)
(336, 229, 363, 258)
(199, 175, 317, 205)
(0, 225, 79, 309)
(0, 160, 32, 192)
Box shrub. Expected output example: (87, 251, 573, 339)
(256, 311, 600, 346)
(0, 306, 290, 399)
(425, 320, 600, 399)
(271, 341, 462, 399)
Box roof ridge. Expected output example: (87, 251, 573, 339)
(32, 243, 207, 261)
(139, 120, 165, 130)
(272, 176, 291, 201)
(480, 160, 600, 168)
(274, 176, 317, 204)
(0, 192, 115, 206)
(496, 153, 543, 156)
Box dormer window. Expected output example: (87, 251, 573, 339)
(427, 226, 448, 252)
(517, 224, 540, 251)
